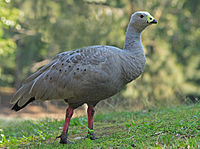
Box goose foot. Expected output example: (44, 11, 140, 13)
(86, 132, 97, 140)
(56, 134, 71, 144)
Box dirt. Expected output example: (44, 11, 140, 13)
(0, 87, 87, 120)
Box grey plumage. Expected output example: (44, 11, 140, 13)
(11, 11, 157, 111)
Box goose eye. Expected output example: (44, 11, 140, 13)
(140, 15, 144, 18)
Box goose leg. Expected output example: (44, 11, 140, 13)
(57, 107, 74, 144)
(87, 105, 97, 140)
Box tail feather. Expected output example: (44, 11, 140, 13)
(11, 97, 35, 112)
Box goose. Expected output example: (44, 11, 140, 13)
(10, 11, 157, 144)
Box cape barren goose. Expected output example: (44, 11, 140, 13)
(11, 11, 157, 144)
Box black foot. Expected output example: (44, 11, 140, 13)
(56, 134, 71, 144)
(86, 132, 97, 140)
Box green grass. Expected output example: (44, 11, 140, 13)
(0, 104, 200, 148)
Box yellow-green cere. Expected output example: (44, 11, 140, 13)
(146, 15, 155, 23)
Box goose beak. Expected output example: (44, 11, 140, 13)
(150, 19, 157, 24)
(146, 15, 157, 24)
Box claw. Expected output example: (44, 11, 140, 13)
(56, 135, 61, 139)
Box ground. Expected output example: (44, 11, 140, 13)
(0, 104, 199, 148)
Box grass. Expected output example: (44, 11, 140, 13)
(0, 104, 199, 148)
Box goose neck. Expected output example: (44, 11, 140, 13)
(123, 25, 142, 51)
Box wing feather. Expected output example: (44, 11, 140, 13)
(23, 59, 57, 84)
(10, 82, 32, 104)
(18, 93, 32, 107)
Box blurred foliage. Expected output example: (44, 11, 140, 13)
(0, 0, 199, 107)
(0, 0, 19, 86)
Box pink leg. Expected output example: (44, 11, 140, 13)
(87, 105, 97, 140)
(57, 107, 74, 144)
(63, 107, 73, 134)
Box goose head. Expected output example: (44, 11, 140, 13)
(129, 11, 157, 33)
